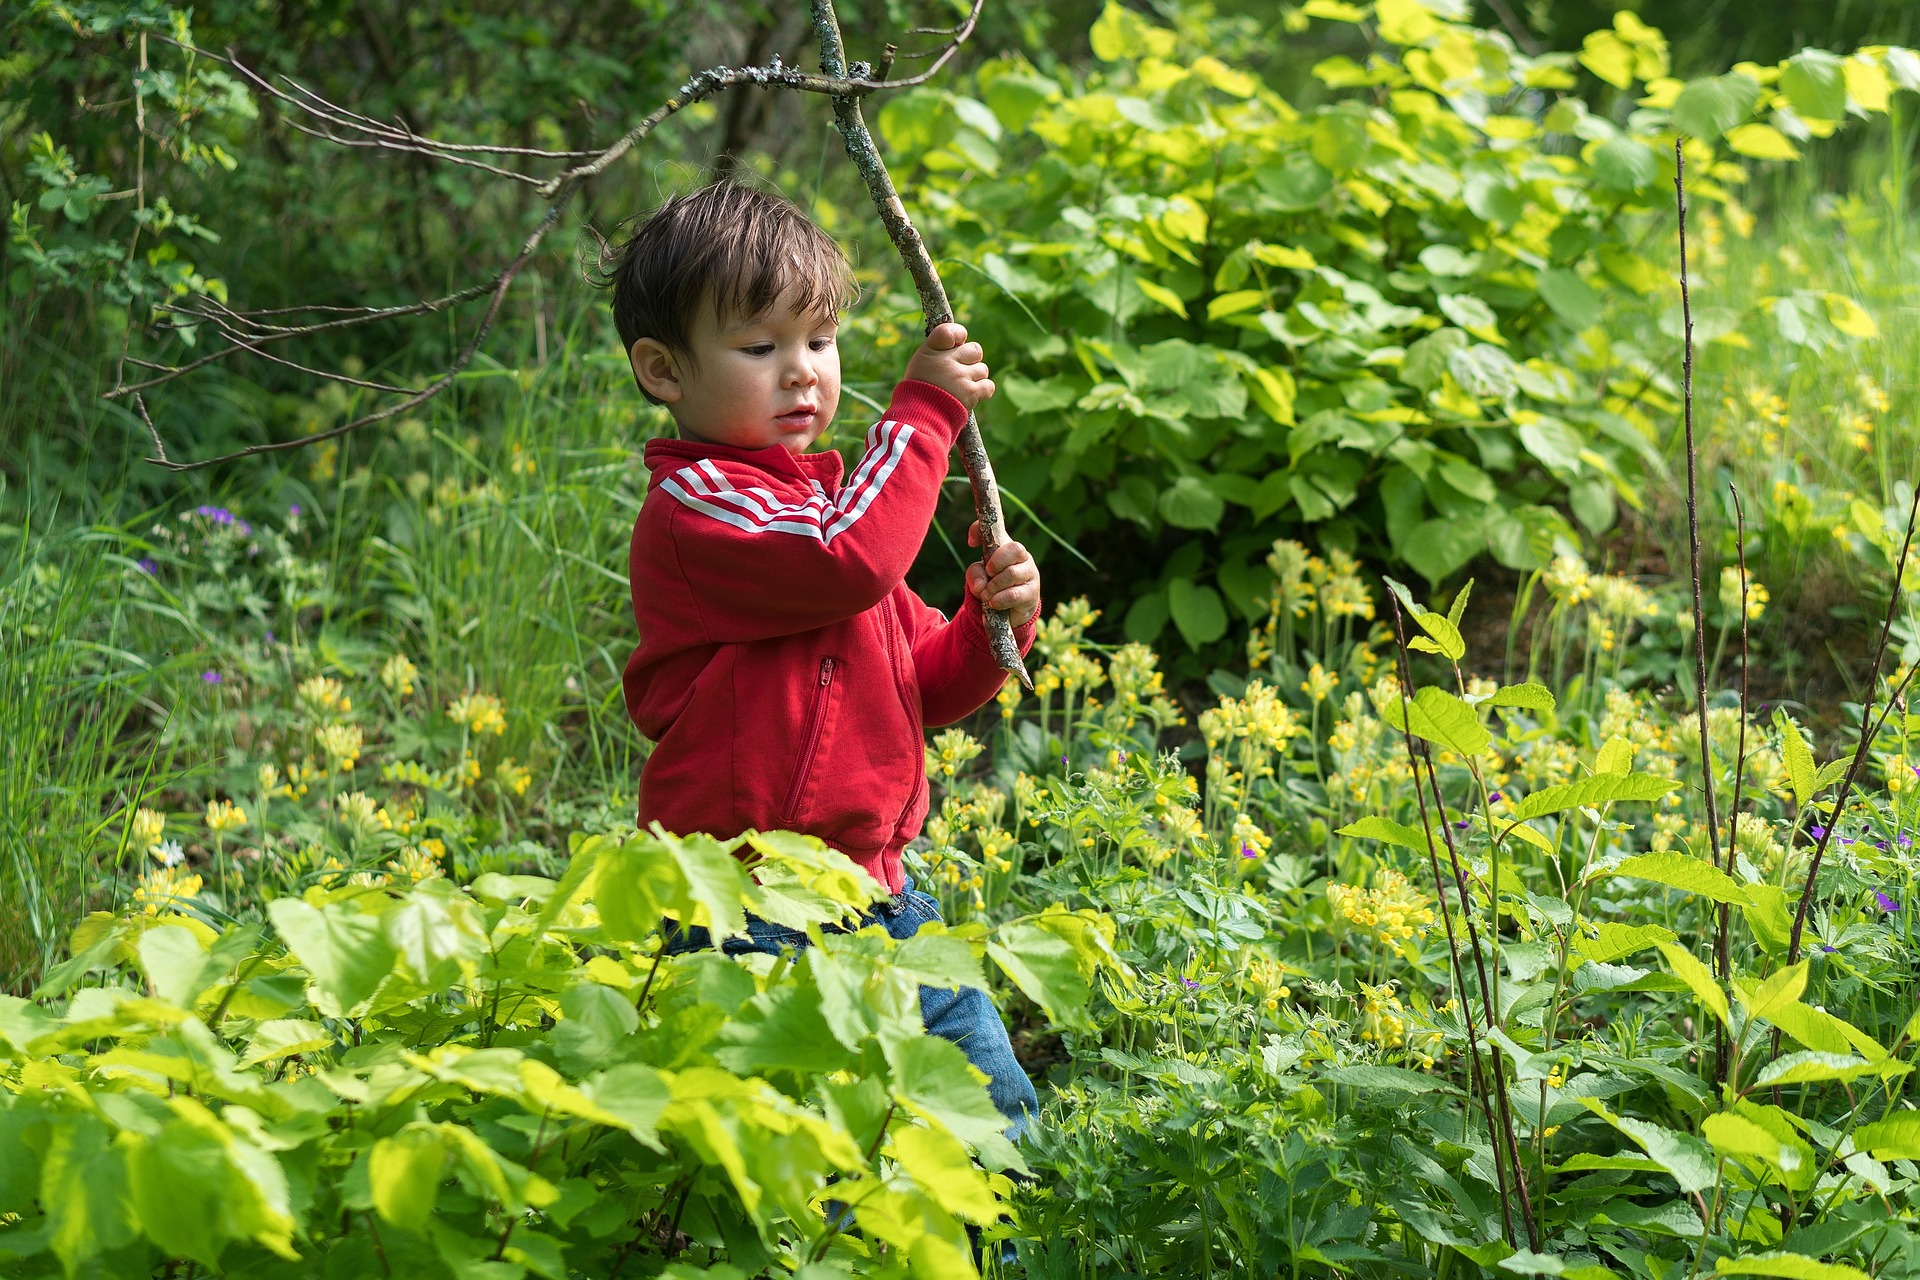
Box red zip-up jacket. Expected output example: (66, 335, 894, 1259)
(623, 379, 1037, 894)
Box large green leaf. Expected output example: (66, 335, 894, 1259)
(369, 1125, 448, 1230)
(41, 1116, 136, 1270)
(1380, 685, 1491, 757)
(885, 1035, 1026, 1174)
(1851, 1112, 1920, 1160)
(1512, 773, 1677, 820)
(1656, 942, 1729, 1028)
(1336, 816, 1437, 853)
(137, 924, 213, 1009)
(1780, 50, 1848, 120)
(267, 898, 397, 1012)
(1718, 1254, 1871, 1280)
(1609, 853, 1750, 904)
(1582, 1102, 1717, 1193)
(1166, 576, 1228, 649)
(1670, 73, 1761, 138)
(1753, 1052, 1902, 1088)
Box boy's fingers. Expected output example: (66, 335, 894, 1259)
(985, 540, 1030, 573)
(955, 341, 984, 364)
(967, 520, 983, 547)
(929, 322, 966, 349)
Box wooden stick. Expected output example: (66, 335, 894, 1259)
(808, 0, 1033, 690)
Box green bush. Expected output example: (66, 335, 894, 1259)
(876, 2, 1904, 650)
(0, 828, 1115, 1277)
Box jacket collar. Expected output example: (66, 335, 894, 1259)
(643, 435, 846, 489)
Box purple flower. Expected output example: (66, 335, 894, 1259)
(1841, 837, 1855, 847)
(1241, 843, 1257, 859)
(1180, 977, 1201, 990)
(1877, 841, 1888, 851)
(202, 670, 223, 684)
(1875, 891, 1900, 913)
(288, 504, 302, 517)
(1810, 825, 1828, 839)
(264, 631, 276, 646)
(238, 520, 253, 536)
(1453, 819, 1470, 830)
(135, 558, 157, 574)
(1489, 791, 1502, 802)
(1061, 755, 1069, 768)
(195, 504, 235, 525)
(1820, 945, 1838, 954)
(1900, 834, 1913, 849)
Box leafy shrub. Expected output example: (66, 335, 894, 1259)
(925, 587, 1920, 1277)
(877, 3, 1905, 648)
(0, 828, 1116, 1277)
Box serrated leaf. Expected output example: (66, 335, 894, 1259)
(1573, 922, 1676, 965)
(1851, 1112, 1920, 1161)
(1324, 1064, 1457, 1093)
(1380, 685, 1491, 757)
(370, 1125, 447, 1231)
(1611, 853, 1750, 905)
(1657, 942, 1729, 1027)
(1717, 1253, 1871, 1280)
(1739, 961, 1807, 1021)
(1135, 277, 1188, 319)
(1491, 682, 1555, 711)
(1337, 815, 1437, 852)
(1774, 709, 1816, 807)
(1583, 1100, 1717, 1192)
(1514, 773, 1677, 820)
(1753, 1051, 1899, 1087)
(1595, 736, 1635, 775)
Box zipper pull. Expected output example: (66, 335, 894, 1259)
(819, 658, 834, 684)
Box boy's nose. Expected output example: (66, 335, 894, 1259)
(784, 360, 818, 388)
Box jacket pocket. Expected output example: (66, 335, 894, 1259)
(779, 657, 837, 826)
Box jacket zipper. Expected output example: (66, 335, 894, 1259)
(780, 657, 836, 825)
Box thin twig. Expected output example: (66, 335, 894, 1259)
(1674, 142, 1723, 910)
(1715, 484, 1751, 1084)
(1388, 598, 1518, 1248)
(1787, 486, 1920, 962)
(146, 199, 565, 470)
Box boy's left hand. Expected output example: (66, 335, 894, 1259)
(965, 521, 1040, 627)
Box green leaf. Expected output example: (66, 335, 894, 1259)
(138, 924, 213, 1008)
(1380, 685, 1491, 758)
(1336, 816, 1436, 853)
(1323, 1064, 1456, 1093)
(1572, 921, 1676, 965)
(1656, 942, 1730, 1027)
(1774, 709, 1816, 807)
(1767, 1001, 1884, 1060)
(1537, 269, 1600, 328)
(1851, 1112, 1920, 1161)
(1740, 961, 1808, 1021)
(42, 1115, 136, 1270)
(1491, 682, 1555, 711)
(1717, 1253, 1871, 1280)
(1135, 277, 1189, 319)
(1590, 137, 1658, 192)
(1610, 853, 1750, 904)
(1159, 477, 1225, 530)
(1753, 1052, 1901, 1087)
(584, 1064, 671, 1151)
(1781, 50, 1848, 121)
(1669, 73, 1762, 139)
(238, 1018, 333, 1068)
(885, 1035, 1026, 1174)
(1703, 1113, 1810, 1186)
(1594, 736, 1635, 775)
(1517, 416, 1586, 473)
(1166, 577, 1228, 649)
(267, 898, 397, 1012)
(1514, 773, 1676, 820)
(1582, 1101, 1717, 1193)
(888, 1124, 1000, 1225)
(370, 1125, 447, 1231)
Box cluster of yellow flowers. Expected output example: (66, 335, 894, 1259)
(448, 692, 507, 737)
(205, 798, 248, 835)
(380, 653, 419, 698)
(1328, 867, 1436, 942)
(1717, 565, 1770, 622)
(316, 722, 364, 772)
(134, 866, 203, 914)
(926, 728, 985, 785)
(296, 676, 351, 716)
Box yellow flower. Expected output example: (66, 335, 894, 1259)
(926, 728, 984, 784)
(495, 757, 532, 796)
(205, 798, 248, 834)
(336, 791, 380, 837)
(134, 866, 203, 914)
(1543, 555, 1593, 606)
(1302, 663, 1338, 703)
(316, 722, 364, 771)
(131, 807, 165, 851)
(380, 653, 419, 698)
(1718, 565, 1767, 620)
(448, 692, 507, 736)
(996, 674, 1023, 721)
(388, 846, 446, 883)
(257, 762, 281, 794)
(296, 675, 351, 716)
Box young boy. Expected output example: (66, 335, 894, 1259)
(609, 181, 1042, 1133)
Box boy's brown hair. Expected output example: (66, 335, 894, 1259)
(603, 181, 859, 404)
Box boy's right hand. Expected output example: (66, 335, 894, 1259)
(904, 322, 994, 412)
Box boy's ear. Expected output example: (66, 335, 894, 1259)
(629, 338, 683, 403)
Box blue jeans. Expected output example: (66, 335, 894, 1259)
(664, 877, 1039, 1139)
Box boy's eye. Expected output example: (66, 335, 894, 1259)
(743, 343, 774, 357)
(811, 337, 835, 351)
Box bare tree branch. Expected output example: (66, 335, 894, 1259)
(122, 4, 992, 475)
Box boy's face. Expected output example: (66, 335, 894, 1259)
(629, 288, 841, 454)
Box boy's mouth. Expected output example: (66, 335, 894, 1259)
(776, 407, 817, 429)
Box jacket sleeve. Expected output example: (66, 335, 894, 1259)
(658, 380, 965, 643)
(897, 584, 1039, 728)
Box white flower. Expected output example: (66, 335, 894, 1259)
(153, 839, 186, 868)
